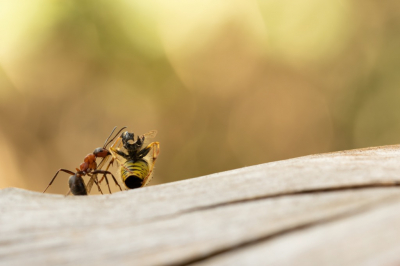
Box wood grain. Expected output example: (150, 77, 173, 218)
(1, 145, 400, 265)
(194, 196, 400, 266)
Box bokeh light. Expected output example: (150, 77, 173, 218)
(0, 0, 399, 194)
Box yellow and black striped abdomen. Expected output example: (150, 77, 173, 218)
(121, 160, 149, 189)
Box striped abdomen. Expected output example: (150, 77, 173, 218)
(121, 160, 149, 189)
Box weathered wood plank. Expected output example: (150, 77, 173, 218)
(1, 145, 400, 265)
(2, 145, 400, 226)
(1, 188, 400, 266)
(194, 195, 400, 266)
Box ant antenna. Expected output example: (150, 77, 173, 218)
(104, 126, 127, 148)
(102, 127, 117, 148)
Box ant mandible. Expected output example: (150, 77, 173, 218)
(43, 127, 125, 195)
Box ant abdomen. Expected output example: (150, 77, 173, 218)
(69, 175, 87, 196)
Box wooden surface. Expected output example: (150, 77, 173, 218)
(1, 145, 400, 265)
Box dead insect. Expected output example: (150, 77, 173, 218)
(108, 130, 160, 189)
(43, 127, 125, 195)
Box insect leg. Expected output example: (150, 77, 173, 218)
(109, 137, 130, 161)
(146, 142, 160, 161)
(93, 170, 123, 192)
(96, 172, 112, 194)
(88, 173, 104, 195)
(97, 157, 114, 184)
(43, 169, 76, 193)
(86, 155, 110, 194)
(109, 135, 122, 150)
(142, 142, 160, 186)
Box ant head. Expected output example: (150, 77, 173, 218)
(93, 147, 110, 158)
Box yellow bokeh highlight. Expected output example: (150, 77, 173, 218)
(258, 0, 352, 64)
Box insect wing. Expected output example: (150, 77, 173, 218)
(141, 130, 157, 147)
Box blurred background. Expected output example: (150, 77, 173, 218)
(0, 0, 399, 194)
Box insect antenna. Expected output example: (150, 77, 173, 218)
(104, 126, 127, 148)
(102, 126, 117, 148)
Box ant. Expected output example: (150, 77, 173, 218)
(43, 127, 125, 196)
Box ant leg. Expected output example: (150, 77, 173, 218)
(65, 189, 71, 196)
(105, 177, 111, 194)
(98, 175, 105, 184)
(98, 157, 114, 184)
(94, 172, 112, 194)
(94, 176, 102, 194)
(94, 177, 104, 195)
(98, 172, 120, 193)
(86, 155, 111, 194)
(93, 170, 122, 192)
(43, 169, 76, 193)
(88, 174, 104, 195)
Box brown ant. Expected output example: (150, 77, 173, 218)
(43, 127, 125, 196)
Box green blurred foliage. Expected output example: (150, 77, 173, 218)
(0, 0, 400, 194)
